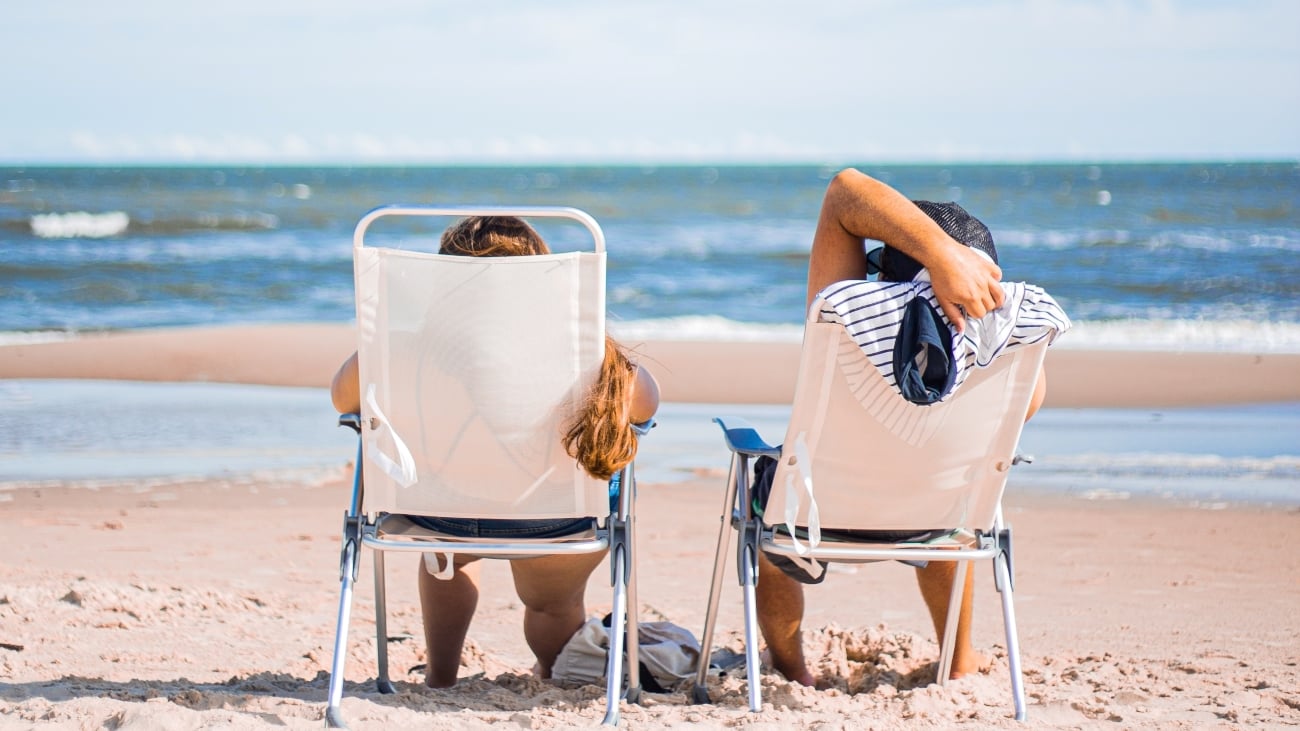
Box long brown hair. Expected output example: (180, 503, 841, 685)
(562, 336, 640, 481)
(441, 215, 640, 480)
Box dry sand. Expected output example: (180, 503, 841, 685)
(3, 476, 1297, 730)
(2, 326, 1299, 729)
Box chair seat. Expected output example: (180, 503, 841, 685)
(762, 528, 992, 563)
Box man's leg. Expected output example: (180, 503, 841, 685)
(418, 555, 483, 688)
(915, 561, 988, 679)
(509, 552, 607, 678)
(755, 553, 816, 686)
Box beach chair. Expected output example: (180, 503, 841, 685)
(325, 206, 651, 728)
(690, 295, 1051, 721)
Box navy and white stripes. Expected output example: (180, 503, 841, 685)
(816, 279, 1071, 403)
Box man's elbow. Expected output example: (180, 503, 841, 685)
(1025, 367, 1048, 422)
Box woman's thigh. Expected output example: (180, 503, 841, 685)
(509, 552, 607, 608)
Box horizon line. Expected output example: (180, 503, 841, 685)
(4, 155, 1298, 169)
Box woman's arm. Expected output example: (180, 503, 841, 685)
(330, 352, 361, 414)
(628, 364, 660, 425)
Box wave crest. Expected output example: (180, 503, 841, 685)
(30, 211, 130, 239)
(608, 316, 1300, 352)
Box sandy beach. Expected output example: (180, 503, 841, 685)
(2, 326, 1299, 729)
(3, 323, 1300, 406)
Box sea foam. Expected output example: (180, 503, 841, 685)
(30, 211, 130, 239)
(611, 316, 1300, 353)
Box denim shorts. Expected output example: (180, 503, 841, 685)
(407, 515, 596, 539)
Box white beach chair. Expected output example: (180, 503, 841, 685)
(690, 296, 1051, 721)
(325, 206, 651, 728)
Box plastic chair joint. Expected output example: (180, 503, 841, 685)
(712, 417, 782, 458)
(338, 413, 362, 434)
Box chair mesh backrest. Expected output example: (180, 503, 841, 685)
(766, 321, 1047, 533)
(354, 247, 608, 519)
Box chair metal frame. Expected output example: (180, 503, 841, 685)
(324, 205, 649, 728)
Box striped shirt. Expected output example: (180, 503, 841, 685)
(816, 280, 1071, 403)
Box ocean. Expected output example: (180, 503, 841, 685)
(1, 163, 1298, 499)
(3, 163, 1300, 347)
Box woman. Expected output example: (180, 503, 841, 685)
(330, 215, 659, 688)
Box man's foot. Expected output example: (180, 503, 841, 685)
(948, 650, 992, 680)
(760, 648, 816, 687)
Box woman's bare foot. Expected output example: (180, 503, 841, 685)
(424, 670, 456, 689)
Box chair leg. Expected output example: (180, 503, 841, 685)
(936, 560, 970, 686)
(621, 465, 642, 706)
(739, 523, 763, 713)
(601, 538, 629, 727)
(995, 549, 1027, 721)
(325, 523, 361, 729)
(691, 453, 743, 704)
(373, 550, 396, 694)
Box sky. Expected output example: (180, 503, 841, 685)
(3, 0, 1298, 165)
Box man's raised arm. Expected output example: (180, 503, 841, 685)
(807, 168, 1004, 329)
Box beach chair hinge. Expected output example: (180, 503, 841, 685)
(338, 413, 362, 434)
(998, 527, 1015, 592)
(339, 513, 363, 582)
(606, 516, 629, 587)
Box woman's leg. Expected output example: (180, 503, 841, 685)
(418, 555, 482, 688)
(509, 552, 607, 677)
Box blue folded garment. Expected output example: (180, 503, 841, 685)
(893, 296, 956, 404)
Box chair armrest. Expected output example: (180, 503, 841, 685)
(712, 416, 782, 458)
(338, 413, 362, 434)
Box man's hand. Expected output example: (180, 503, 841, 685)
(927, 244, 1005, 331)
(806, 169, 1007, 330)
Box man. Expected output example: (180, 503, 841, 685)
(757, 167, 1037, 686)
